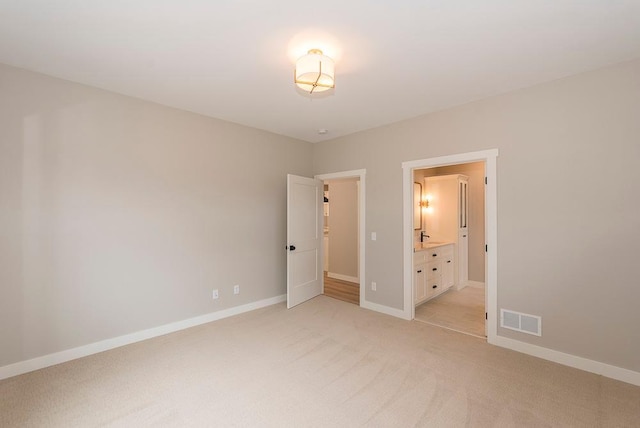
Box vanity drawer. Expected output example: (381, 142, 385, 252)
(427, 260, 442, 275)
(429, 244, 453, 261)
(426, 280, 441, 298)
(427, 248, 445, 260)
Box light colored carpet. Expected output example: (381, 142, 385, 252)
(415, 285, 486, 338)
(1, 295, 639, 427)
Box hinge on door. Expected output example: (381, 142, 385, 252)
(485, 312, 488, 320)
(485, 177, 487, 185)
(485, 244, 488, 252)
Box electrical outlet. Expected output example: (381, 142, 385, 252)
(233, 285, 240, 295)
(371, 281, 376, 291)
(371, 232, 377, 241)
(212, 289, 219, 299)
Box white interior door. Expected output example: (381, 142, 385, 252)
(287, 174, 323, 308)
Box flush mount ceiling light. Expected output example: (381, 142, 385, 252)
(294, 49, 335, 94)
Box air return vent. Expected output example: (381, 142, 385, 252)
(500, 309, 542, 336)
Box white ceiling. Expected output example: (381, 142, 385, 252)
(1, 1, 640, 143)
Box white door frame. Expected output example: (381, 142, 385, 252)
(402, 149, 498, 344)
(315, 169, 366, 307)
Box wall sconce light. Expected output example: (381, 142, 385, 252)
(421, 194, 433, 212)
(294, 49, 335, 94)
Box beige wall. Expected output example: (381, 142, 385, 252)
(326, 179, 359, 280)
(0, 63, 313, 367)
(416, 162, 485, 282)
(3, 57, 640, 376)
(313, 59, 640, 372)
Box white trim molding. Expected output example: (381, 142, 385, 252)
(361, 301, 407, 319)
(494, 336, 640, 387)
(0, 294, 286, 381)
(465, 280, 485, 289)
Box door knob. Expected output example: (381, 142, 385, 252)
(288, 245, 296, 251)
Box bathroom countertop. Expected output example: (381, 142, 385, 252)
(414, 241, 453, 252)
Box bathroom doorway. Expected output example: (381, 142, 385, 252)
(402, 149, 498, 342)
(413, 162, 486, 337)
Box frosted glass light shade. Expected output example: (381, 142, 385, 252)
(294, 49, 335, 93)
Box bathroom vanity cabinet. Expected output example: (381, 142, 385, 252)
(414, 243, 454, 305)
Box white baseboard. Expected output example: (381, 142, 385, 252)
(361, 300, 409, 320)
(327, 272, 359, 284)
(455, 280, 485, 291)
(0, 294, 286, 381)
(7, 294, 637, 389)
(466, 280, 485, 289)
(372, 301, 640, 387)
(493, 335, 640, 387)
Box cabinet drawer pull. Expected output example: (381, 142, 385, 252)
(447, 260, 451, 263)
(432, 253, 437, 257)
(417, 270, 422, 273)
(432, 285, 438, 289)
(432, 268, 437, 271)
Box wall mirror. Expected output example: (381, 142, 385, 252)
(414, 182, 422, 230)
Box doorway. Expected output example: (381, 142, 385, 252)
(413, 162, 486, 337)
(315, 170, 366, 307)
(402, 149, 498, 344)
(322, 178, 360, 305)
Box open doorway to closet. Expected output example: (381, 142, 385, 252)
(322, 178, 360, 305)
(413, 161, 486, 338)
(315, 169, 366, 307)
